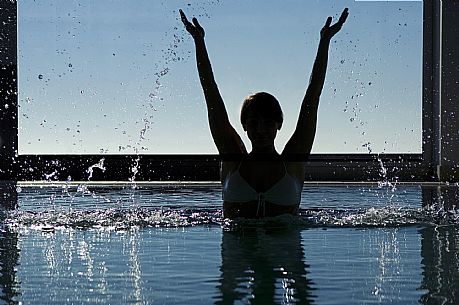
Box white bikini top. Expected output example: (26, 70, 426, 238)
(222, 162, 303, 216)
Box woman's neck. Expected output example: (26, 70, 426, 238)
(246, 150, 281, 162)
(250, 144, 277, 154)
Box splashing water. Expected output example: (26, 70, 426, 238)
(362, 142, 373, 154)
(129, 157, 141, 190)
(86, 158, 106, 180)
(137, 68, 169, 150)
(377, 158, 396, 189)
(5, 204, 459, 233)
(133, 1, 223, 153)
(4, 184, 459, 233)
(376, 158, 399, 207)
(44, 170, 58, 181)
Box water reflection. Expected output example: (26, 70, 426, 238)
(0, 181, 19, 304)
(420, 185, 459, 305)
(0, 230, 19, 305)
(419, 225, 459, 305)
(2, 184, 459, 304)
(421, 185, 459, 211)
(216, 226, 315, 304)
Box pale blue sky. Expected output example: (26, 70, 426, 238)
(18, 0, 422, 154)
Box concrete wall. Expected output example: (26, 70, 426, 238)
(0, 1, 17, 181)
(439, 0, 459, 180)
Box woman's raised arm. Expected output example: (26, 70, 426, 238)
(283, 8, 349, 158)
(180, 10, 245, 155)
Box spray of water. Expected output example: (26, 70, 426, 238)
(86, 158, 106, 180)
(129, 157, 141, 190)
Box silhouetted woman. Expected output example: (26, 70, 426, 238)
(180, 8, 348, 219)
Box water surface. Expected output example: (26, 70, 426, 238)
(1, 183, 458, 304)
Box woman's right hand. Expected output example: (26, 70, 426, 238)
(179, 9, 205, 40)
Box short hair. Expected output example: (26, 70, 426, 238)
(240, 92, 283, 126)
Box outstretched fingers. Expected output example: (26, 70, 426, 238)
(324, 8, 348, 30)
(338, 8, 349, 26)
(180, 9, 192, 29)
(321, 7, 348, 39)
(179, 9, 187, 23)
(192, 17, 204, 33)
(179, 9, 205, 38)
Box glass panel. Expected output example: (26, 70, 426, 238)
(18, 0, 422, 154)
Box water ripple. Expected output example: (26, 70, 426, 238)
(3, 205, 459, 232)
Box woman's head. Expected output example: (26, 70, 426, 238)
(240, 92, 283, 130)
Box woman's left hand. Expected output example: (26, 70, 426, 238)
(320, 8, 349, 40)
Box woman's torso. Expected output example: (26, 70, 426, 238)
(221, 157, 305, 219)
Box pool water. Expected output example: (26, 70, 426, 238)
(1, 183, 459, 304)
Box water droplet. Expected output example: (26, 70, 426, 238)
(38, 74, 43, 80)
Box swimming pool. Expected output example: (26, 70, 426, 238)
(1, 183, 458, 304)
